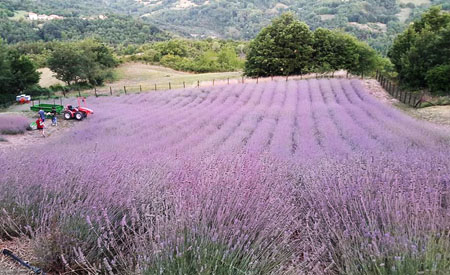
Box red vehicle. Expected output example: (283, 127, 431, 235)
(64, 97, 94, 121)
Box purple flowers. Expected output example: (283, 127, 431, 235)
(1, 79, 449, 274)
(0, 115, 30, 136)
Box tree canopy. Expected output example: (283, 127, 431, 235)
(388, 6, 450, 94)
(47, 39, 118, 86)
(244, 13, 380, 77)
(0, 40, 40, 105)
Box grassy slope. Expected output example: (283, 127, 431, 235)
(111, 62, 242, 90)
(39, 62, 243, 95)
(38, 68, 65, 88)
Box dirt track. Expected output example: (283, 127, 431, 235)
(0, 112, 77, 153)
(0, 238, 35, 274)
(361, 79, 450, 127)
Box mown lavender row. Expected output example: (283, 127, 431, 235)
(1, 79, 449, 274)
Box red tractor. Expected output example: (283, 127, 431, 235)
(64, 97, 94, 121)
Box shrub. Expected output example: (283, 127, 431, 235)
(25, 85, 52, 98)
(0, 79, 449, 274)
(426, 65, 450, 95)
(0, 115, 30, 135)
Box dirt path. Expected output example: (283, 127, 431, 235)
(0, 238, 36, 274)
(0, 111, 79, 153)
(361, 78, 450, 127)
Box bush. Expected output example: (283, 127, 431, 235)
(426, 65, 450, 95)
(0, 115, 31, 135)
(25, 85, 52, 98)
(49, 84, 69, 93)
(0, 93, 15, 108)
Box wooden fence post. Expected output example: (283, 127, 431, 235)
(140, 85, 142, 92)
(78, 90, 81, 97)
(169, 82, 171, 90)
(124, 86, 127, 94)
(94, 87, 98, 97)
(155, 84, 157, 91)
(183, 81, 186, 88)
(110, 86, 112, 96)
(213, 79, 215, 86)
(197, 80, 200, 87)
(63, 90, 66, 98)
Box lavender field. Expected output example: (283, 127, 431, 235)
(1, 78, 450, 274)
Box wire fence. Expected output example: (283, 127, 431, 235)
(51, 71, 355, 99)
(31, 71, 362, 104)
(375, 71, 423, 108)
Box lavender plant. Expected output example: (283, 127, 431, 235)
(0, 79, 449, 274)
(0, 115, 31, 135)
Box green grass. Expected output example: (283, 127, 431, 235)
(51, 62, 243, 97)
(112, 62, 242, 88)
(360, 236, 450, 275)
(10, 10, 29, 21)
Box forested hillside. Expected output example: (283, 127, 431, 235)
(1, 0, 449, 54)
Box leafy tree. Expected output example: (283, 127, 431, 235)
(0, 40, 12, 94)
(8, 50, 41, 93)
(48, 40, 118, 86)
(388, 6, 450, 92)
(426, 65, 450, 94)
(245, 13, 314, 77)
(345, 39, 379, 78)
(47, 43, 85, 85)
(0, 39, 41, 105)
(245, 14, 380, 77)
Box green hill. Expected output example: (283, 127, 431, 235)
(1, 0, 449, 54)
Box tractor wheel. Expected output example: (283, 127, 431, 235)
(64, 111, 72, 120)
(75, 112, 84, 121)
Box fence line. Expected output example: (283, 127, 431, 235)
(41, 71, 359, 100)
(375, 71, 422, 108)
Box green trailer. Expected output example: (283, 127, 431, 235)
(30, 104, 64, 115)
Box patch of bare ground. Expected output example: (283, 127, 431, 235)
(361, 79, 400, 105)
(0, 238, 36, 274)
(0, 111, 79, 152)
(361, 79, 450, 127)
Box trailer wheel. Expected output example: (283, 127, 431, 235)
(64, 111, 72, 120)
(75, 112, 84, 121)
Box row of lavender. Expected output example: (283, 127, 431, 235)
(1, 79, 449, 274)
(67, 78, 448, 158)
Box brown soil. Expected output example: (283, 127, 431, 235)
(0, 238, 36, 274)
(361, 79, 450, 128)
(0, 112, 78, 153)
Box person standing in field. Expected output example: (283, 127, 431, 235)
(51, 107, 57, 126)
(38, 109, 46, 122)
(36, 117, 45, 137)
